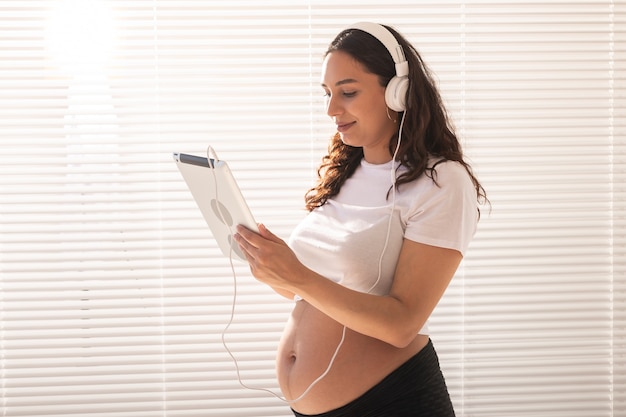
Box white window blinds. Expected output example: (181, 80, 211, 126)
(0, 1, 624, 416)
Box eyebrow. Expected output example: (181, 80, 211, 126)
(320, 78, 358, 88)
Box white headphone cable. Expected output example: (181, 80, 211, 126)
(208, 111, 405, 404)
(367, 110, 406, 295)
(206, 146, 345, 404)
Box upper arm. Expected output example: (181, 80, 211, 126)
(388, 239, 463, 336)
(388, 162, 477, 336)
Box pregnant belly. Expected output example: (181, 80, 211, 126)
(277, 300, 428, 415)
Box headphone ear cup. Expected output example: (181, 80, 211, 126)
(385, 75, 409, 112)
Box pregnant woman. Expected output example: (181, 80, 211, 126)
(234, 22, 486, 417)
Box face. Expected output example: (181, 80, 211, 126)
(321, 51, 398, 164)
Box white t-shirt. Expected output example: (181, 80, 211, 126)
(288, 158, 479, 334)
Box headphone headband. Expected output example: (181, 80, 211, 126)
(347, 22, 409, 78)
(345, 22, 410, 112)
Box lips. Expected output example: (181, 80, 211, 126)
(336, 121, 355, 133)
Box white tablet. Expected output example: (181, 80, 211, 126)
(173, 151, 258, 262)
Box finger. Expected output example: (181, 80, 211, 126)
(233, 232, 255, 256)
(235, 225, 261, 248)
(258, 223, 282, 243)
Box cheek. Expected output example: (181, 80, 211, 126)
(353, 98, 383, 122)
(365, 104, 391, 130)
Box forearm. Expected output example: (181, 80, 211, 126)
(271, 285, 296, 300)
(291, 269, 419, 348)
(233, 225, 459, 348)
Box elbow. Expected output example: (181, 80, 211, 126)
(389, 337, 413, 349)
(386, 322, 424, 349)
(381, 300, 426, 348)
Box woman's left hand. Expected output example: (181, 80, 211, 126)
(234, 224, 306, 292)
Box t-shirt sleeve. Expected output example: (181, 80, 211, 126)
(402, 161, 479, 256)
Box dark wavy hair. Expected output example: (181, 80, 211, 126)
(304, 24, 487, 213)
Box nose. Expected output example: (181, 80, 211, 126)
(325, 93, 342, 117)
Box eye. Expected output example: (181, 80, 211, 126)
(343, 91, 357, 98)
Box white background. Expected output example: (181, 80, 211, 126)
(0, 1, 624, 416)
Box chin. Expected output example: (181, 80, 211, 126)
(338, 133, 357, 147)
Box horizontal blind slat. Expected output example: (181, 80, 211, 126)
(1, 1, 623, 416)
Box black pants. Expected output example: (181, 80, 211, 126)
(291, 339, 456, 417)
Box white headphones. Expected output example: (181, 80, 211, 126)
(347, 22, 410, 112)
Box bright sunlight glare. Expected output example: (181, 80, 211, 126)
(45, 0, 117, 75)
